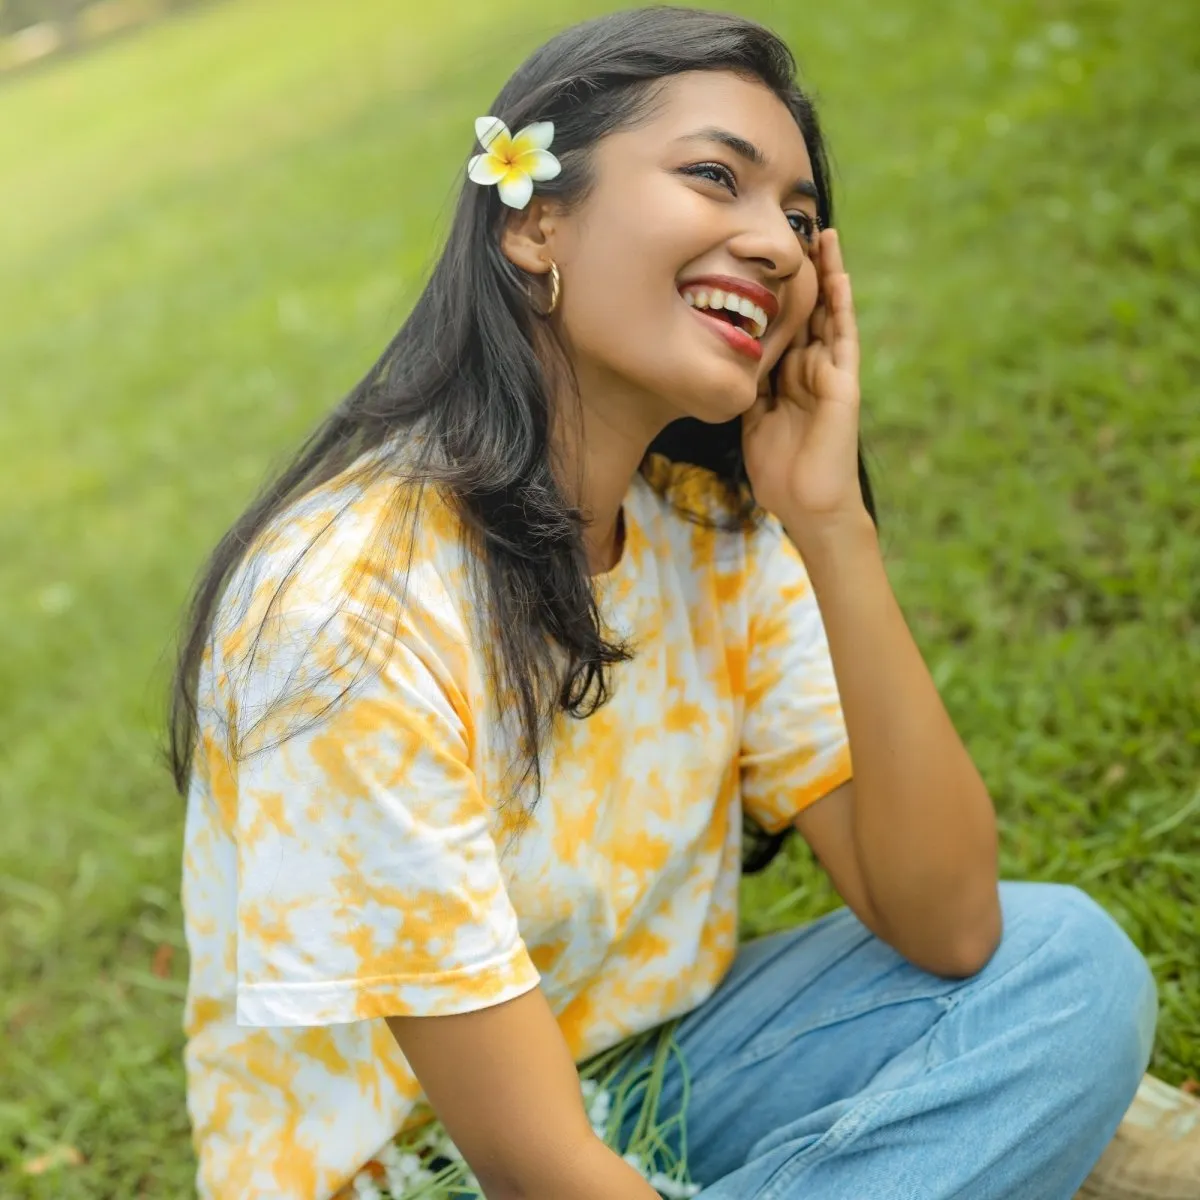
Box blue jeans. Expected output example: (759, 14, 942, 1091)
(613, 882, 1157, 1199)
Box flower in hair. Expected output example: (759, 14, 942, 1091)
(468, 116, 561, 209)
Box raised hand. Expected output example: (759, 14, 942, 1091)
(742, 228, 866, 536)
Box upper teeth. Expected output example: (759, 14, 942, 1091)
(680, 287, 769, 339)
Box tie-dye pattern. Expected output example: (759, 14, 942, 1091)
(182, 453, 852, 1199)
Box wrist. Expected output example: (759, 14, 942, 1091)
(781, 506, 878, 568)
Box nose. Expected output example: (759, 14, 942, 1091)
(727, 204, 807, 282)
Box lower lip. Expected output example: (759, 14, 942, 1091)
(685, 304, 764, 361)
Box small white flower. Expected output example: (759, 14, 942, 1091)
(583, 1080, 613, 1131)
(650, 1172, 702, 1198)
(378, 1143, 432, 1191)
(428, 1130, 466, 1164)
(413, 1122, 444, 1153)
(468, 116, 562, 210)
(351, 1173, 384, 1200)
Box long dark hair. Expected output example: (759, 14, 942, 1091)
(167, 5, 876, 875)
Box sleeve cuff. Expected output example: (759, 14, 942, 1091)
(742, 752, 854, 835)
(236, 939, 540, 1027)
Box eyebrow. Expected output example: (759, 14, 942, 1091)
(676, 126, 819, 201)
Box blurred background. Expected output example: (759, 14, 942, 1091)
(1, 0, 1197, 1194)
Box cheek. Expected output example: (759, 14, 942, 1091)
(556, 178, 711, 352)
(559, 233, 683, 358)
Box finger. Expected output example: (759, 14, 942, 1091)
(802, 344, 824, 397)
(820, 227, 846, 277)
(782, 345, 820, 410)
(780, 343, 815, 405)
(809, 301, 828, 346)
(831, 273, 859, 376)
(811, 236, 840, 326)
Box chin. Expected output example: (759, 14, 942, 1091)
(636, 361, 758, 431)
(685, 380, 759, 425)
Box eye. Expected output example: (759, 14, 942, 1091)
(681, 161, 737, 193)
(788, 210, 819, 246)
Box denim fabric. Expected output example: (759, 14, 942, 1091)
(614, 882, 1157, 1199)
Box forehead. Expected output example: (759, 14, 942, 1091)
(632, 70, 813, 175)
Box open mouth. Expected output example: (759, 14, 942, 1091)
(678, 285, 769, 340)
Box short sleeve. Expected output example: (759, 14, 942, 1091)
(223, 590, 540, 1028)
(740, 518, 853, 834)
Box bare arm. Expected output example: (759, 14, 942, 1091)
(387, 988, 660, 1200)
(744, 229, 1000, 978)
(791, 515, 1002, 977)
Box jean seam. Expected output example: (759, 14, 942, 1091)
(922, 892, 1131, 1069)
(692, 983, 955, 1101)
(757, 1088, 902, 1200)
(693, 896, 1080, 1099)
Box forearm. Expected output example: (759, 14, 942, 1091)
(388, 992, 660, 1200)
(485, 1132, 660, 1200)
(789, 512, 1001, 972)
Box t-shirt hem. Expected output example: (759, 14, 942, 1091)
(236, 942, 540, 1027)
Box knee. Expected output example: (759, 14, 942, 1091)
(1003, 882, 1157, 1081)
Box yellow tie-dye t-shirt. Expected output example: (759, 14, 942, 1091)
(182, 451, 852, 1199)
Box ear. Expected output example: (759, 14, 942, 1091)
(500, 197, 560, 276)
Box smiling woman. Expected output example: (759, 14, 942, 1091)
(168, 7, 1159, 1200)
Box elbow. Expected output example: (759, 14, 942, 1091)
(892, 889, 1003, 980)
(925, 844, 1004, 978)
(938, 929, 1001, 978)
(933, 900, 1004, 979)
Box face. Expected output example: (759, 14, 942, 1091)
(527, 71, 822, 436)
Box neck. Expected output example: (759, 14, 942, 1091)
(551, 362, 671, 575)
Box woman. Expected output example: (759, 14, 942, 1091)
(171, 8, 1158, 1198)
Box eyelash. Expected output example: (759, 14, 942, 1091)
(682, 161, 820, 245)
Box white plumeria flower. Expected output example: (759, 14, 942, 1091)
(468, 116, 561, 209)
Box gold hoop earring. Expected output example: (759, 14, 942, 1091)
(536, 261, 560, 317)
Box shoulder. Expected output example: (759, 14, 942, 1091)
(213, 447, 473, 671)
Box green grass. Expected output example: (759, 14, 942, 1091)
(1, 0, 1197, 1193)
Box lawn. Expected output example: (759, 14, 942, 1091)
(1, 0, 1197, 1194)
